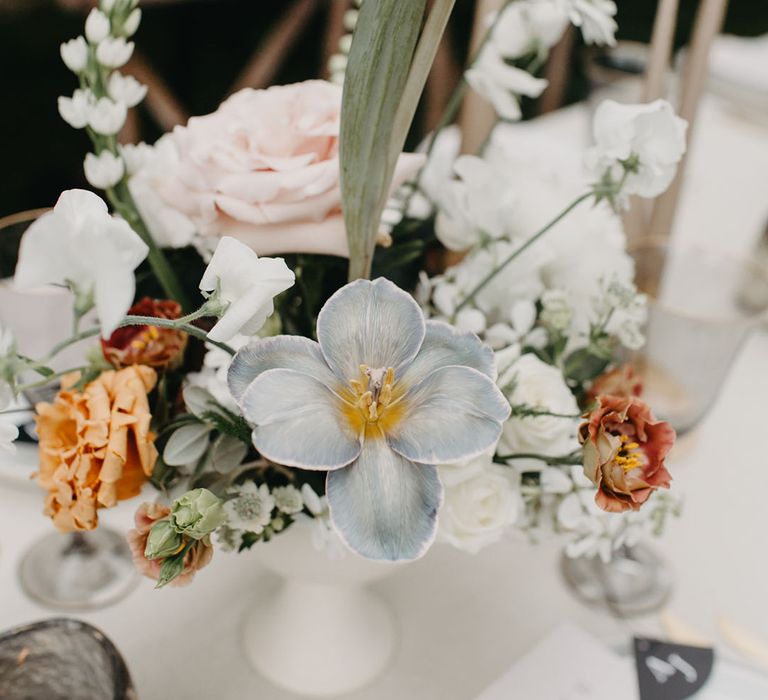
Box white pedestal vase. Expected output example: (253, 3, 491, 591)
(242, 520, 398, 697)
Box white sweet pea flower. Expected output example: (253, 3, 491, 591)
(200, 236, 295, 343)
(85, 8, 111, 44)
(60, 36, 88, 73)
(224, 482, 275, 534)
(87, 97, 127, 136)
(466, 47, 548, 121)
(492, 0, 569, 59)
(96, 37, 134, 68)
(84, 151, 125, 189)
(14, 189, 148, 337)
(58, 89, 93, 129)
(438, 454, 520, 553)
(497, 353, 580, 457)
(107, 72, 147, 108)
(123, 8, 142, 37)
(587, 99, 688, 200)
(229, 280, 510, 560)
(566, 0, 618, 46)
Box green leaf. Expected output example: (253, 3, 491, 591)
(563, 348, 611, 383)
(155, 549, 187, 589)
(340, 0, 427, 281)
(163, 422, 211, 466)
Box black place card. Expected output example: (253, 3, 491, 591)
(634, 637, 715, 700)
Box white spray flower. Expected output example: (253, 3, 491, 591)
(272, 485, 304, 515)
(87, 97, 127, 135)
(107, 72, 147, 108)
(85, 8, 111, 44)
(96, 37, 134, 68)
(224, 482, 275, 534)
(58, 89, 93, 129)
(84, 151, 125, 189)
(60, 36, 88, 73)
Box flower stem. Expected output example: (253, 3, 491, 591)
(120, 316, 236, 356)
(105, 184, 193, 311)
(497, 451, 582, 466)
(455, 192, 593, 313)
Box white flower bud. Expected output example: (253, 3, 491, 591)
(60, 36, 88, 74)
(119, 142, 152, 175)
(343, 9, 358, 31)
(123, 8, 142, 37)
(87, 97, 127, 135)
(328, 53, 347, 75)
(100, 0, 117, 11)
(107, 72, 147, 107)
(338, 34, 353, 54)
(540, 289, 573, 332)
(85, 9, 111, 44)
(96, 37, 134, 68)
(58, 89, 93, 130)
(84, 151, 125, 190)
(455, 307, 486, 335)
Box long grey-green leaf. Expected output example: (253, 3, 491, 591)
(340, 0, 427, 281)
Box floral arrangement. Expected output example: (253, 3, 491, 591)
(0, 0, 686, 587)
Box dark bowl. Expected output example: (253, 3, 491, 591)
(0, 618, 135, 699)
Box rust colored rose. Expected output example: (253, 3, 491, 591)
(36, 366, 158, 531)
(127, 502, 213, 586)
(587, 364, 643, 403)
(579, 395, 674, 513)
(101, 297, 187, 369)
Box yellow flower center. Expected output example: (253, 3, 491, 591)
(340, 365, 406, 439)
(613, 434, 642, 472)
(130, 325, 160, 351)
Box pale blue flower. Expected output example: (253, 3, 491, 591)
(229, 278, 510, 561)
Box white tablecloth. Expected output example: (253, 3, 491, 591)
(0, 95, 767, 699)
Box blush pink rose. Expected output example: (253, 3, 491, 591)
(154, 80, 424, 257)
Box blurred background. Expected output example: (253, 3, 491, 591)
(0, 0, 766, 217)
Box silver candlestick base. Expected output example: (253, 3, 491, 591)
(19, 528, 138, 611)
(561, 543, 673, 617)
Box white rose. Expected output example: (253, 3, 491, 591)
(438, 455, 520, 553)
(497, 353, 580, 457)
(126, 135, 197, 248)
(587, 99, 688, 199)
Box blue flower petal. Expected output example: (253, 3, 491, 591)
(228, 335, 338, 402)
(240, 368, 361, 470)
(316, 278, 426, 383)
(388, 365, 511, 464)
(398, 320, 496, 390)
(327, 437, 442, 561)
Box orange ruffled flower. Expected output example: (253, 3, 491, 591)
(579, 395, 674, 513)
(35, 366, 159, 532)
(101, 297, 187, 369)
(127, 502, 213, 586)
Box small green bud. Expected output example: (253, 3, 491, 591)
(145, 520, 183, 560)
(170, 488, 225, 540)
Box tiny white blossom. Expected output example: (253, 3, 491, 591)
(60, 36, 88, 73)
(85, 8, 111, 44)
(107, 72, 147, 108)
(224, 482, 275, 534)
(58, 89, 93, 129)
(540, 288, 573, 331)
(84, 151, 125, 189)
(616, 320, 645, 350)
(87, 96, 127, 136)
(272, 485, 304, 515)
(96, 37, 134, 68)
(200, 237, 295, 342)
(123, 8, 142, 37)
